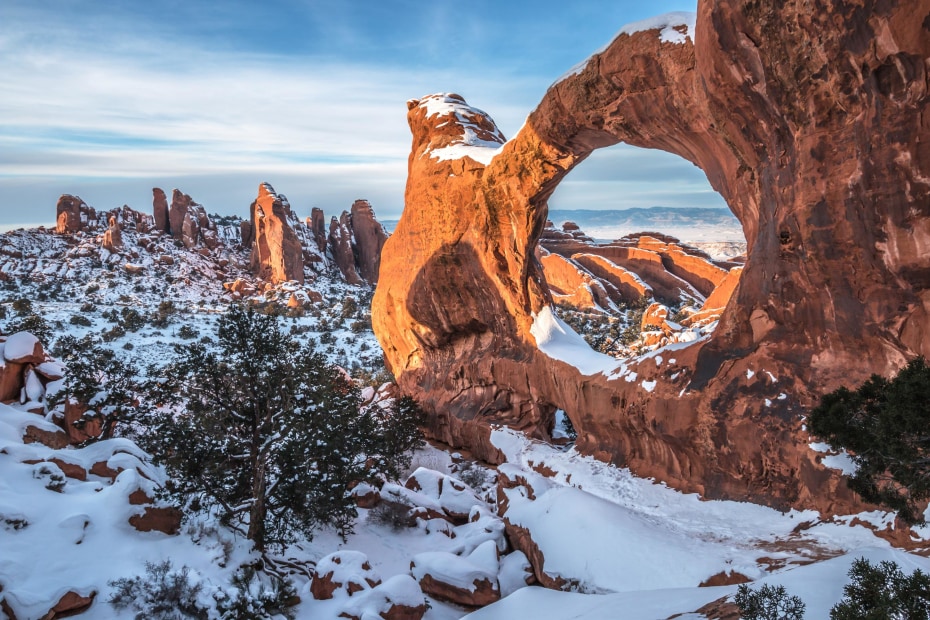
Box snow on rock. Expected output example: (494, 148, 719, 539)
(415, 93, 507, 166)
(616, 11, 697, 45)
(464, 584, 728, 620)
(0, 401, 253, 620)
(530, 306, 625, 378)
(405, 467, 483, 523)
(554, 11, 696, 84)
(310, 550, 381, 600)
(411, 540, 501, 607)
(498, 551, 534, 597)
(3, 332, 43, 365)
(498, 464, 738, 593)
(339, 574, 428, 620)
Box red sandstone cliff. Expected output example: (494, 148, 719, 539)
(372, 2, 930, 513)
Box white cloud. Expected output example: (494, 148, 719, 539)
(0, 0, 723, 226)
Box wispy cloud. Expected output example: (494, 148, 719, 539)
(0, 0, 719, 226)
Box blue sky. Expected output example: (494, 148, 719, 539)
(0, 0, 724, 228)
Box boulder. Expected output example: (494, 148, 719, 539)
(410, 540, 500, 607)
(310, 207, 327, 253)
(128, 506, 182, 535)
(38, 590, 96, 620)
(338, 575, 427, 620)
(310, 551, 381, 600)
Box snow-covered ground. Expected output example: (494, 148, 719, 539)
(2, 223, 930, 620)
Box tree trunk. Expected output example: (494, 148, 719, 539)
(248, 454, 267, 551)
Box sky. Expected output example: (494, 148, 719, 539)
(0, 0, 726, 229)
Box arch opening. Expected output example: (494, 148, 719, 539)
(534, 143, 746, 368)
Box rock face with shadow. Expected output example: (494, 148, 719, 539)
(372, 2, 930, 513)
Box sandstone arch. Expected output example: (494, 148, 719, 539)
(372, 1, 930, 512)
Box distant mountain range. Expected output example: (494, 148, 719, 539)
(382, 207, 745, 244)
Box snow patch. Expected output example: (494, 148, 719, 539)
(553, 12, 696, 84)
(530, 306, 625, 378)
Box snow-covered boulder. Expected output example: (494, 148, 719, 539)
(339, 574, 427, 620)
(497, 463, 743, 593)
(410, 539, 500, 607)
(3, 332, 44, 365)
(310, 550, 381, 600)
(403, 467, 483, 523)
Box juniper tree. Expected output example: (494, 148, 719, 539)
(808, 357, 930, 524)
(139, 304, 423, 551)
(52, 334, 145, 443)
(831, 558, 930, 619)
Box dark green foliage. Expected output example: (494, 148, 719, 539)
(177, 324, 197, 339)
(830, 558, 930, 619)
(340, 296, 358, 319)
(51, 334, 146, 443)
(120, 307, 146, 332)
(734, 583, 806, 620)
(11, 298, 32, 315)
(7, 312, 52, 343)
(152, 300, 177, 328)
(139, 305, 423, 551)
(108, 560, 209, 620)
(350, 318, 372, 333)
(215, 565, 297, 619)
(559, 410, 577, 441)
(69, 314, 93, 327)
(808, 357, 930, 524)
(364, 395, 425, 482)
(101, 324, 125, 342)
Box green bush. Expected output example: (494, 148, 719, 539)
(215, 565, 297, 619)
(108, 560, 209, 620)
(7, 313, 53, 342)
(734, 583, 805, 620)
(809, 357, 930, 523)
(830, 558, 930, 619)
(69, 315, 92, 327)
(177, 324, 198, 339)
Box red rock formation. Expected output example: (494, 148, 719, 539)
(240, 220, 253, 248)
(152, 188, 170, 234)
(160, 189, 220, 250)
(539, 253, 612, 311)
(310, 207, 327, 253)
(248, 183, 305, 285)
(415, 573, 499, 608)
(350, 199, 389, 284)
(55, 195, 96, 234)
(38, 590, 96, 620)
(101, 215, 122, 252)
(128, 506, 182, 535)
(571, 253, 653, 305)
(373, 2, 930, 514)
(329, 214, 363, 286)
